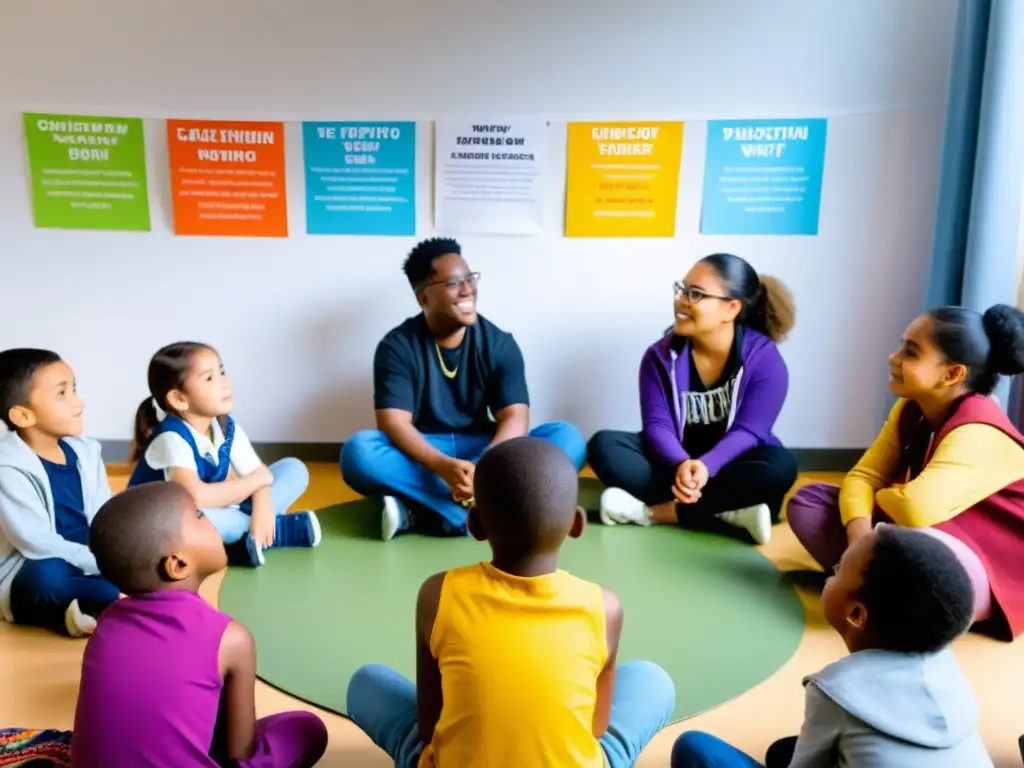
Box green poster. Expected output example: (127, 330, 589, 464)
(23, 112, 151, 231)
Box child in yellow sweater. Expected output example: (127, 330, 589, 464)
(788, 304, 1024, 639)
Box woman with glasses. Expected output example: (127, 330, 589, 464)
(587, 253, 797, 544)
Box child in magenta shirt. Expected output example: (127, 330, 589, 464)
(71, 482, 328, 767)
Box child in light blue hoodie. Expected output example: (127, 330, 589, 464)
(0, 349, 119, 637)
(672, 524, 992, 767)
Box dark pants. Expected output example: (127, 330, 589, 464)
(587, 431, 798, 522)
(10, 558, 119, 636)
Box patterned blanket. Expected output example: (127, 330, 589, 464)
(0, 728, 72, 766)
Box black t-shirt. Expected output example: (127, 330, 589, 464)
(681, 326, 743, 458)
(373, 313, 530, 434)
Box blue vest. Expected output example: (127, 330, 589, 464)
(128, 415, 236, 487)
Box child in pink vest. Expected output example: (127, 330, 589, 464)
(788, 304, 1024, 639)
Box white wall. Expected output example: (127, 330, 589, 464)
(0, 0, 956, 448)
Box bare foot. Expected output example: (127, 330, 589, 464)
(649, 501, 677, 525)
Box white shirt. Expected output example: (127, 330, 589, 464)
(144, 417, 262, 485)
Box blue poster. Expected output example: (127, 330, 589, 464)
(303, 121, 416, 235)
(700, 118, 827, 235)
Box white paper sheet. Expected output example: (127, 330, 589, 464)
(433, 119, 546, 234)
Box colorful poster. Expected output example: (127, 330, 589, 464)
(302, 122, 416, 236)
(564, 122, 683, 238)
(22, 112, 150, 231)
(700, 118, 828, 235)
(434, 119, 545, 234)
(166, 120, 288, 237)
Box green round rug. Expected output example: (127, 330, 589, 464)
(219, 495, 805, 723)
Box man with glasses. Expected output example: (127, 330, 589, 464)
(341, 237, 586, 540)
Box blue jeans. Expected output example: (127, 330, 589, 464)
(346, 660, 675, 767)
(340, 422, 588, 532)
(671, 732, 797, 768)
(9, 558, 119, 635)
(203, 458, 309, 544)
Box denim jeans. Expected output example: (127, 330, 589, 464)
(340, 422, 588, 532)
(671, 732, 798, 768)
(203, 458, 309, 544)
(346, 660, 675, 768)
(9, 558, 119, 635)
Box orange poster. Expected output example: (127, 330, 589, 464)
(167, 119, 288, 237)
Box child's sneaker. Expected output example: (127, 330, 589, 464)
(241, 512, 321, 567)
(64, 599, 97, 637)
(382, 496, 411, 541)
(275, 511, 322, 548)
(243, 533, 266, 567)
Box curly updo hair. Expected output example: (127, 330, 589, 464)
(927, 304, 1024, 396)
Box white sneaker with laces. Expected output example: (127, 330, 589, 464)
(716, 503, 772, 544)
(599, 488, 653, 527)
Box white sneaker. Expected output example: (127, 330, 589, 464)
(717, 503, 772, 544)
(599, 488, 653, 527)
(382, 496, 411, 541)
(64, 599, 97, 637)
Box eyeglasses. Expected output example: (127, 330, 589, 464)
(423, 272, 481, 293)
(673, 281, 731, 304)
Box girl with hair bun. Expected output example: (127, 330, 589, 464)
(587, 253, 798, 544)
(788, 303, 1024, 640)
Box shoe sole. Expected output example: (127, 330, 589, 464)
(245, 536, 266, 566)
(308, 511, 322, 547)
(382, 497, 402, 541)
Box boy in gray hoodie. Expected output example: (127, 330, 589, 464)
(0, 348, 119, 637)
(671, 523, 992, 767)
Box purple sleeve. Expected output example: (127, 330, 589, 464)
(700, 344, 789, 477)
(639, 348, 688, 468)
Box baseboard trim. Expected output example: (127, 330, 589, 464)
(100, 440, 864, 473)
(789, 449, 864, 472)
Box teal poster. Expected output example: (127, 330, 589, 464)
(302, 122, 416, 235)
(700, 119, 827, 235)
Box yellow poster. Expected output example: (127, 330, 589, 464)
(565, 121, 684, 237)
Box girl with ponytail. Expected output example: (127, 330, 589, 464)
(788, 304, 1024, 640)
(587, 253, 798, 544)
(127, 342, 321, 568)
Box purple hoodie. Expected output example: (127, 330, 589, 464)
(639, 328, 788, 477)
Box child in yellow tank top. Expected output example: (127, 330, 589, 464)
(346, 436, 675, 767)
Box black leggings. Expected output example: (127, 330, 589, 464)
(586, 430, 798, 523)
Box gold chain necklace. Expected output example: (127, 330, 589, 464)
(435, 342, 458, 379)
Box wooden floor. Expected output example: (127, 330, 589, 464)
(3, 466, 1024, 766)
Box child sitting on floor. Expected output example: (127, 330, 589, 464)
(128, 341, 320, 567)
(71, 482, 328, 767)
(0, 348, 119, 637)
(671, 524, 992, 767)
(346, 436, 675, 767)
